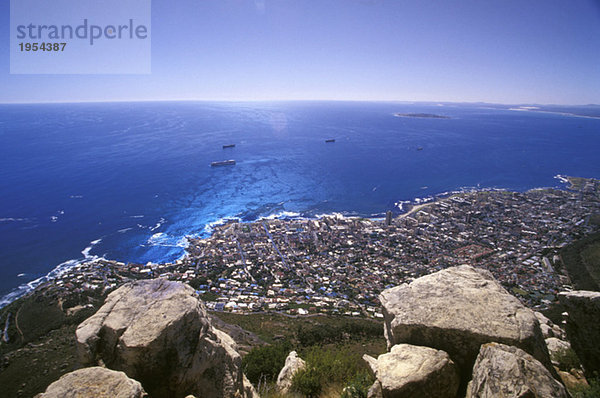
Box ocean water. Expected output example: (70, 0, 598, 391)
(1, 101, 599, 305)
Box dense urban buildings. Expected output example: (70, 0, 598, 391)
(46, 177, 600, 317)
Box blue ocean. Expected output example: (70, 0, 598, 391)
(1, 101, 599, 305)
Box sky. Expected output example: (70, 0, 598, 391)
(1, 0, 599, 104)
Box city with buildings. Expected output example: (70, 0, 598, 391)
(40, 177, 600, 318)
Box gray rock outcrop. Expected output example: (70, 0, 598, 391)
(366, 344, 459, 398)
(379, 265, 554, 381)
(36, 367, 146, 398)
(535, 311, 565, 339)
(467, 343, 568, 398)
(276, 351, 306, 393)
(76, 279, 254, 398)
(558, 290, 600, 377)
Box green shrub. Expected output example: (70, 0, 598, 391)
(552, 347, 581, 371)
(341, 371, 373, 398)
(296, 325, 338, 346)
(570, 377, 600, 398)
(200, 291, 219, 302)
(187, 277, 208, 290)
(296, 320, 382, 347)
(292, 366, 323, 397)
(242, 341, 292, 385)
(291, 346, 374, 396)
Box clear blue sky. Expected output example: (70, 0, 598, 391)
(1, 0, 599, 104)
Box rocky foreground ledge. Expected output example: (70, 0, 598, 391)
(39, 279, 257, 398)
(380, 265, 555, 380)
(35, 265, 598, 397)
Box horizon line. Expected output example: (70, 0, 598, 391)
(0, 98, 599, 107)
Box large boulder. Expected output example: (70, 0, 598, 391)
(36, 367, 146, 398)
(276, 351, 306, 393)
(367, 344, 459, 398)
(379, 265, 553, 381)
(467, 343, 568, 398)
(76, 279, 253, 398)
(558, 290, 600, 377)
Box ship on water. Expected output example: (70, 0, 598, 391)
(325, 139, 335, 143)
(223, 144, 235, 149)
(211, 160, 236, 167)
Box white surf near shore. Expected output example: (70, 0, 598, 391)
(0, 238, 105, 309)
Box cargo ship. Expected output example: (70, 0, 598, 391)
(325, 139, 335, 143)
(211, 160, 236, 167)
(223, 144, 235, 149)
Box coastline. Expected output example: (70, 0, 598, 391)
(0, 174, 585, 309)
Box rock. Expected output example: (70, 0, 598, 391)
(545, 337, 571, 365)
(362, 354, 378, 376)
(379, 265, 554, 381)
(276, 351, 306, 393)
(539, 323, 552, 339)
(76, 279, 253, 398)
(558, 370, 588, 391)
(465, 381, 473, 397)
(552, 325, 566, 340)
(558, 290, 600, 377)
(535, 311, 565, 339)
(467, 343, 567, 398)
(242, 374, 260, 398)
(373, 344, 459, 398)
(534, 312, 551, 333)
(36, 366, 146, 398)
(363, 356, 384, 397)
(367, 380, 383, 398)
(209, 314, 266, 356)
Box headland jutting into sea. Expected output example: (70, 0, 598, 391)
(4, 175, 598, 318)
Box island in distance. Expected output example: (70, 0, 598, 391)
(395, 112, 451, 119)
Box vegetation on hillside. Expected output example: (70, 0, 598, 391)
(230, 313, 385, 397)
(552, 347, 582, 373)
(291, 347, 373, 397)
(0, 289, 103, 397)
(581, 240, 600, 287)
(243, 341, 292, 385)
(560, 232, 600, 291)
(570, 377, 600, 398)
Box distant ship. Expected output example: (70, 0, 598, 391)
(325, 139, 335, 143)
(211, 160, 236, 167)
(417, 147, 424, 151)
(395, 113, 450, 119)
(223, 144, 235, 149)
